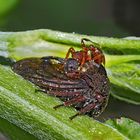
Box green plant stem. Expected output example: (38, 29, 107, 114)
(0, 65, 125, 140)
(0, 29, 140, 139)
(0, 29, 140, 105)
(0, 118, 37, 140)
(0, 29, 140, 55)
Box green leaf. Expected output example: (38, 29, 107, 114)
(106, 55, 140, 105)
(0, 65, 125, 140)
(0, 29, 140, 104)
(106, 117, 140, 140)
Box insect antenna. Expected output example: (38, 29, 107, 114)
(81, 38, 100, 48)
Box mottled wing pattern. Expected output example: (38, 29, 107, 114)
(12, 56, 110, 118)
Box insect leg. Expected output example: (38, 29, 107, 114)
(65, 47, 75, 59)
(35, 88, 47, 93)
(54, 95, 86, 109)
(93, 53, 105, 65)
(69, 103, 96, 120)
(89, 46, 105, 65)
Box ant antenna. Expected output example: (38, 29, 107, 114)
(81, 38, 100, 48)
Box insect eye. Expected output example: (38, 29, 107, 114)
(67, 63, 77, 72)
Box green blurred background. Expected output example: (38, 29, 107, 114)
(0, 0, 140, 37)
(0, 0, 140, 139)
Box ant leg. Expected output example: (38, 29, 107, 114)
(69, 102, 96, 120)
(80, 40, 90, 68)
(65, 47, 75, 59)
(93, 54, 105, 65)
(81, 38, 100, 68)
(89, 46, 105, 65)
(79, 51, 86, 69)
(54, 95, 86, 109)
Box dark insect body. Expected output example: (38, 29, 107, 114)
(12, 39, 110, 119)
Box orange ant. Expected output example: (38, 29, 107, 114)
(65, 38, 105, 69)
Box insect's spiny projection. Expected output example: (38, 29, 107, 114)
(12, 39, 110, 119)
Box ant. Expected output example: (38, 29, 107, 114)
(65, 38, 105, 69)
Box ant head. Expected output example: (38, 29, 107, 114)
(64, 58, 79, 73)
